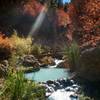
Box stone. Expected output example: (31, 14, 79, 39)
(65, 86, 74, 92)
(20, 55, 40, 67)
(53, 81, 61, 89)
(39, 56, 55, 66)
(46, 80, 54, 84)
(77, 46, 100, 81)
(49, 84, 57, 90)
(57, 60, 69, 68)
(72, 84, 79, 88)
(70, 94, 78, 99)
(66, 79, 74, 86)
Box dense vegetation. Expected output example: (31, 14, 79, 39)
(0, 0, 100, 100)
(0, 32, 46, 100)
(0, 70, 45, 100)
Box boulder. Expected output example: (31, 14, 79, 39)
(77, 46, 100, 81)
(20, 55, 40, 67)
(39, 56, 55, 66)
(57, 60, 69, 68)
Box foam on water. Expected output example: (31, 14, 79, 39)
(48, 89, 77, 100)
(48, 59, 64, 68)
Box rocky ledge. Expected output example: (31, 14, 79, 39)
(76, 46, 100, 81)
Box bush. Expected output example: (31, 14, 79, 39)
(0, 69, 45, 100)
(0, 33, 13, 60)
(10, 31, 32, 56)
(31, 44, 44, 58)
(64, 41, 80, 71)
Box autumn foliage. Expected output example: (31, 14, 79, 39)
(78, 0, 100, 34)
(68, 0, 100, 48)
(0, 33, 13, 60)
(22, 0, 43, 16)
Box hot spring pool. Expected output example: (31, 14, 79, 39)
(25, 68, 69, 82)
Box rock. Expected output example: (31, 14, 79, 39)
(46, 80, 54, 84)
(39, 56, 55, 66)
(57, 60, 69, 68)
(24, 67, 40, 73)
(46, 86, 55, 93)
(53, 81, 61, 89)
(66, 79, 74, 86)
(57, 79, 67, 87)
(0, 60, 9, 77)
(53, 53, 63, 59)
(77, 46, 100, 81)
(70, 94, 78, 99)
(72, 84, 79, 88)
(39, 64, 48, 68)
(49, 84, 57, 90)
(20, 55, 40, 67)
(65, 87, 74, 92)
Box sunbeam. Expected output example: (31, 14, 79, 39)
(28, 4, 48, 37)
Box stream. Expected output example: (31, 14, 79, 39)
(25, 59, 80, 100)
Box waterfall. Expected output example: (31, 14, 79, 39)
(48, 59, 64, 68)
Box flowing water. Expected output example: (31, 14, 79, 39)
(25, 59, 79, 100)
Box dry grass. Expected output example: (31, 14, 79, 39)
(10, 30, 32, 56)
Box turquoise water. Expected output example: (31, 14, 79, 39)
(25, 68, 68, 82)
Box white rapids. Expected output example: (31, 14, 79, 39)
(48, 89, 78, 100)
(48, 59, 64, 68)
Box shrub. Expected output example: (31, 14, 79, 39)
(10, 30, 32, 57)
(31, 44, 44, 58)
(0, 33, 13, 60)
(64, 41, 80, 71)
(0, 69, 45, 100)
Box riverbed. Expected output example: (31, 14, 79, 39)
(25, 59, 80, 100)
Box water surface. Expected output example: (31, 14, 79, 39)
(25, 68, 68, 82)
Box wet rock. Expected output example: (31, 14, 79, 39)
(46, 80, 54, 85)
(46, 86, 55, 93)
(70, 94, 78, 99)
(42, 78, 80, 99)
(65, 86, 74, 92)
(49, 84, 57, 90)
(59, 79, 66, 84)
(72, 84, 79, 88)
(53, 81, 61, 89)
(57, 60, 69, 68)
(66, 79, 74, 86)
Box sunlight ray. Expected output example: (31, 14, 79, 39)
(28, 4, 48, 37)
